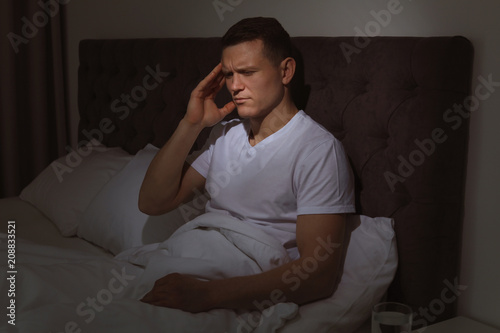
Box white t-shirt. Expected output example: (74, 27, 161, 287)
(187, 110, 355, 259)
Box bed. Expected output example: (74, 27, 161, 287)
(0, 36, 473, 332)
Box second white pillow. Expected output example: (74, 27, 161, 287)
(77, 144, 204, 254)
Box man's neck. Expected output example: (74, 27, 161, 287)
(248, 100, 299, 146)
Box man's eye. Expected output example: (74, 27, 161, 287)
(224, 73, 233, 78)
(242, 71, 254, 76)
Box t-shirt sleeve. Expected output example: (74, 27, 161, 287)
(185, 122, 225, 178)
(294, 138, 356, 215)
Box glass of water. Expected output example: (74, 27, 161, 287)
(372, 302, 413, 333)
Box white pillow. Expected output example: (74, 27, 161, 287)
(277, 215, 398, 333)
(19, 140, 133, 236)
(77, 144, 204, 255)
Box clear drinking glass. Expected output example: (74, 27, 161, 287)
(371, 302, 413, 333)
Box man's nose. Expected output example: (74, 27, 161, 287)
(229, 74, 244, 93)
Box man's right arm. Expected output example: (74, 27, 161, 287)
(138, 119, 206, 215)
(138, 63, 235, 216)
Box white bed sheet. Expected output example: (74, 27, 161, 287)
(0, 197, 111, 256)
(0, 197, 394, 333)
(1, 211, 299, 333)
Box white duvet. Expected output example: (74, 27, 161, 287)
(0, 212, 299, 333)
(1, 213, 397, 333)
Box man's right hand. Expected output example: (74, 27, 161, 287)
(139, 63, 234, 216)
(184, 63, 236, 129)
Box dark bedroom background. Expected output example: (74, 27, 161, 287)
(0, 0, 70, 198)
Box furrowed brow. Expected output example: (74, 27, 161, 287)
(235, 65, 258, 73)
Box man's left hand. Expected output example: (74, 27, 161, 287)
(141, 273, 212, 313)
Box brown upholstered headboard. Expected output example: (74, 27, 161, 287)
(78, 36, 473, 325)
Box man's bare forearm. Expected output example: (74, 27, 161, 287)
(138, 119, 204, 215)
(205, 248, 341, 311)
(204, 215, 345, 311)
(139, 62, 234, 216)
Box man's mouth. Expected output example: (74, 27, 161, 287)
(233, 97, 249, 104)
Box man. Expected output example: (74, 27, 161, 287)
(138, 17, 355, 313)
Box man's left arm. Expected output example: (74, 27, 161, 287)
(141, 213, 345, 312)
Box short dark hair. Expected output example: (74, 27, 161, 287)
(221, 17, 292, 66)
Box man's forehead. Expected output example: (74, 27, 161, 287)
(221, 40, 266, 68)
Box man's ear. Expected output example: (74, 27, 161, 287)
(280, 57, 296, 85)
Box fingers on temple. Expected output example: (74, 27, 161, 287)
(198, 63, 223, 90)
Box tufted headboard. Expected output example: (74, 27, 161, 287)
(78, 36, 473, 325)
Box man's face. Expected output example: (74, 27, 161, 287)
(221, 39, 285, 120)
